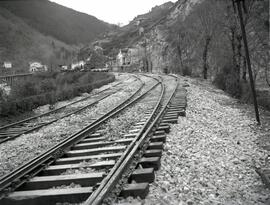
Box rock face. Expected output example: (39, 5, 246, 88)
(142, 0, 201, 73)
(146, 25, 180, 73)
(101, 0, 201, 73)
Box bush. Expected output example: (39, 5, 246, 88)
(257, 90, 270, 111)
(241, 82, 270, 111)
(182, 66, 192, 76)
(0, 72, 115, 116)
(213, 63, 241, 97)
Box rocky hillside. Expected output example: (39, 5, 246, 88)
(99, 0, 203, 73)
(99, 0, 269, 109)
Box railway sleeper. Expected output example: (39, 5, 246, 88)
(169, 105, 186, 109)
(135, 122, 146, 126)
(162, 118, 178, 124)
(119, 168, 155, 199)
(18, 172, 105, 191)
(79, 136, 106, 144)
(55, 153, 122, 165)
(166, 110, 186, 117)
(137, 157, 161, 171)
(151, 135, 166, 143)
(144, 149, 163, 157)
(72, 138, 133, 150)
(129, 168, 155, 183)
(154, 130, 165, 136)
(65, 145, 126, 157)
(85, 133, 102, 138)
(163, 113, 178, 119)
(148, 142, 164, 150)
(129, 129, 141, 134)
(2, 187, 92, 205)
(132, 125, 143, 129)
(119, 183, 149, 199)
(162, 116, 178, 121)
(167, 106, 184, 111)
(41, 160, 115, 176)
(156, 124, 170, 133)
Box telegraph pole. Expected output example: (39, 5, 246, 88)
(234, 0, 260, 124)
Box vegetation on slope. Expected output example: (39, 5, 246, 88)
(0, 7, 77, 72)
(168, 0, 269, 109)
(0, 0, 112, 45)
(0, 72, 115, 116)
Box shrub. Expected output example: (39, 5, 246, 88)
(213, 63, 241, 97)
(0, 72, 115, 116)
(182, 66, 192, 76)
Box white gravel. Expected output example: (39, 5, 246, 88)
(116, 77, 270, 205)
(0, 74, 142, 177)
(144, 77, 270, 205)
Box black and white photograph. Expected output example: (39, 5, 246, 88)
(0, 0, 269, 204)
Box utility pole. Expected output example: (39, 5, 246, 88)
(234, 0, 260, 125)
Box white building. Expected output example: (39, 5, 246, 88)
(29, 62, 48, 72)
(117, 50, 126, 66)
(71, 61, 85, 70)
(3, 62, 12, 69)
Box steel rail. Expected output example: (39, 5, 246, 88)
(0, 81, 122, 131)
(0, 76, 139, 143)
(0, 75, 159, 196)
(0, 92, 114, 144)
(85, 75, 178, 205)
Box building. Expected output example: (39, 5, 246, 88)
(3, 61, 12, 69)
(117, 49, 127, 66)
(71, 61, 85, 70)
(29, 62, 48, 72)
(115, 48, 142, 72)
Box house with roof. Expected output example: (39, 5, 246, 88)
(29, 62, 48, 72)
(3, 61, 12, 69)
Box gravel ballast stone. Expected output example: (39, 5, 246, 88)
(115, 77, 269, 205)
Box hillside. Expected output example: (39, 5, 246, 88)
(0, 0, 112, 45)
(98, 0, 269, 109)
(99, 1, 175, 56)
(0, 6, 77, 72)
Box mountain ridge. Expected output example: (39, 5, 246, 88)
(0, 0, 113, 45)
(0, 0, 114, 72)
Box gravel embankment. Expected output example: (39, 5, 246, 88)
(117, 77, 270, 205)
(0, 75, 141, 177)
(100, 85, 162, 141)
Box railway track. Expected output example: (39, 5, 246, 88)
(0, 74, 187, 205)
(0, 76, 140, 144)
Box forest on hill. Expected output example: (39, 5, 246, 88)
(0, 0, 112, 45)
(0, 0, 113, 73)
(0, 6, 76, 73)
(99, 0, 269, 110)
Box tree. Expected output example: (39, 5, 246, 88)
(185, 0, 221, 79)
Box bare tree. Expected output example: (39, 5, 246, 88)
(186, 0, 221, 79)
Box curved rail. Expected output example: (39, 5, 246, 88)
(85, 75, 178, 204)
(0, 76, 139, 144)
(0, 75, 158, 198)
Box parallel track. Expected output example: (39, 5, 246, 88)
(87, 74, 179, 204)
(0, 74, 160, 204)
(0, 74, 188, 205)
(0, 76, 138, 144)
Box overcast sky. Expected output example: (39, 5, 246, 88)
(50, 0, 177, 25)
